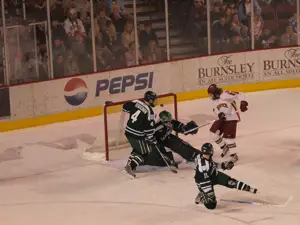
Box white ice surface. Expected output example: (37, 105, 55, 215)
(0, 88, 300, 225)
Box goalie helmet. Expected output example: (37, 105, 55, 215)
(201, 143, 214, 156)
(144, 91, 157, 107)
(207, 84, 223, 100)
(159, 110, 172, 124)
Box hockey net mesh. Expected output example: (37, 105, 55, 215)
(82, 93, 178, 161)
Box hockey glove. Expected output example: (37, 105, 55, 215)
(183, 121, 199, 135)
(145, 135, 157, 146)
(240, 100, 248, 112)
(221, 160, 234, 170)
(218, 112, 226, 121)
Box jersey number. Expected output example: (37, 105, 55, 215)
(131, 110, 141, 123)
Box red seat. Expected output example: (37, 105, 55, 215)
(263, 20, 279, 31)
(275, 3, 296, 20)
(261, 5, 275, 20)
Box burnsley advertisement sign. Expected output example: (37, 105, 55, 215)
(262, 48, 300, 78)
(197, 54, 256, 86)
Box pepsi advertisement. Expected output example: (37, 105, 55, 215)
(0, 87, 11, 118)
(63, 72, 154, 107)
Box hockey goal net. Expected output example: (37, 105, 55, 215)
(82, 93, 178, 161)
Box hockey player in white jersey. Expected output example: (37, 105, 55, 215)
(207, 84, 249, 162)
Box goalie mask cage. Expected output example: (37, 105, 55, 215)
(82, 93, 178, 161)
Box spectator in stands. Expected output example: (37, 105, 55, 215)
(225, 35, 246, 52)
(187, 0, 207, 44)
(108, 0, 125, 14)
(256, 28, 279, 49)
(238, 0, 261, 27)
(64, 50, 80, 75)
(253, 14, 263, 40)
(289, 13, 297, 33)
(64, 8, 87, 38)
(53, 54, 65, 78)
(225, 4, 237, 23)
(231, 13, 249, 39)
(71, 33, 92, 73)
(210, 3, 222, 23)
(124, 42, 143, 66)
(53, 37, 66, 57)
(109, 4, 128, 34)
(139, 21, 158, 52)
(143, 39, 165, 63)
(111, 49, 127, 69)
(32, 0, 47, 21)
(212, 16, 231, 42)
(280, 25, 297, 46)
(96, 46, 112, 71)
(50, 0, 65, 23)
(95, 8, 113, 33)
(121, 20, 135, 48)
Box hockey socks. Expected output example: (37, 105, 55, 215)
(235, 181, 257, 194)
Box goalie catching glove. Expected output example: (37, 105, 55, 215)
(183, 121, 199, 135)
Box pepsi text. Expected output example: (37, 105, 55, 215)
(95, 72, 154, 96)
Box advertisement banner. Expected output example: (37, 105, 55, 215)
(259, 47, 300, 81)
(9, 63, 177, 120)
(182, 51, 259, 92)
(8, 47, 300, 121)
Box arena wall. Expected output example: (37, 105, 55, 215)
(1, 47, 300, 132)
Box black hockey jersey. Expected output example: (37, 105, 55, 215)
(194, 154, 222, 182)
(123, 99, 155, 139)
(155, 119, 185, 141)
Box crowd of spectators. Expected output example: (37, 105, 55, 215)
(173, 0, 297, 54)
(0, 0, 299, 85)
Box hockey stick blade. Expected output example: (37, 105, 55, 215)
(154, 145, 178, 174)
(183, 120, 215, 135)
(220, 195, 293, 208)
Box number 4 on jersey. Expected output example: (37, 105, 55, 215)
(131, 110, 141, 123)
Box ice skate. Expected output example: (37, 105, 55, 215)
(122, 164, 136, 178)
(250, 187, 258, 194)
(230, 153, 238, 163)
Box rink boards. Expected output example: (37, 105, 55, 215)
(1, 46, 300, 131)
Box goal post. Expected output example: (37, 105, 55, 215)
(82, 93, 178, 161)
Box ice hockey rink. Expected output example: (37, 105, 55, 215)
(0, 88, 300, 225)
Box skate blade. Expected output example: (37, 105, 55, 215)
(121, 169, 136, 179)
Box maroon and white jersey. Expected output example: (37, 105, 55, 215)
(211, 91, 245, 121)
(64, 18, 86, 36)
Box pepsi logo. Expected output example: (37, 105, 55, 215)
(64, 78, 88, 106)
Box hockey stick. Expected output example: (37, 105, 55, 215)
(154, 145, 178, 174)
(183, 120, 215, 135)
(220, 195, 293, 208)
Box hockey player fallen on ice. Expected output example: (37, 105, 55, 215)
(149, 110, 201, 165)
(207, 84, 249, 162)
(122, 91, 158, 178)
(194, 143, 258, 209)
